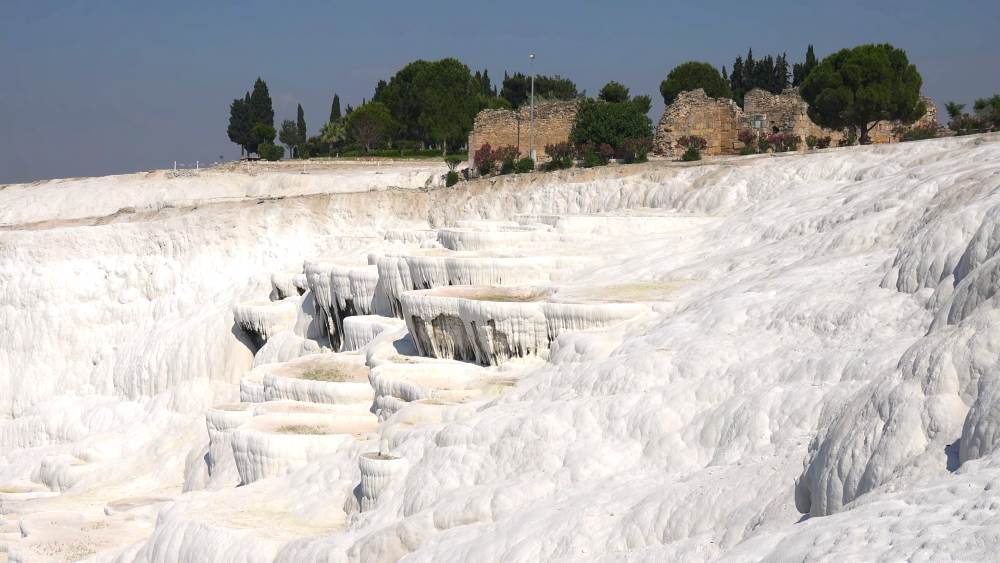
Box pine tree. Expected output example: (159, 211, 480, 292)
(330, 94, 341, 122)
(249, 77, 274, 128)
(345, 104, 354, 116)
(296, 104, 307, 144)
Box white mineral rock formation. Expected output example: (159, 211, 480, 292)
(376, 250, 578, 317)
(4, 137, 1000, 561)
(232, 298, 299, 350)
(261, 353, 373, 405)
(269, 271, 305, 300)
(204, 402, 254, 487)
(401, 285, 647, 365)
(231, 403, 378, 485)
(436, 226, 559, 251)
(342, 315, 406, 351)
(358, 452, 409, 512)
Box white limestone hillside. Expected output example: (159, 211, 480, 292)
(1, 136, 999, 561)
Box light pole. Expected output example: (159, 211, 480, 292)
(528, 53, 536, 162)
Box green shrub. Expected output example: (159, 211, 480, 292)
(681, 147, 701, 161)
(766, 132, 800, 152)
(444, 155, 464, 170)
(474, 144, 496, 176)
(619, 138, 651, 164)
(295, 144, 310, 159)
(739, 145, 756, 156)
(544, 142, 574, 170)
(570, 98, 652, 155)
(838, 129, 858, 147)
(816, 136, 832, 149)
(677, 136, 706, 161)
(494, 146, 519, 175)
(659, 61, 732, 106)
(258, 143, 284, 161)
(514, 157, 534, 173)
(578, 142, 611, 167)
(446, 170, 459, 187)
(900, 126, 938, 141)
(805, 135, 818, 149)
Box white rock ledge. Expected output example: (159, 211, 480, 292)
(369, 361, 487, 419)
(205, 403, 254, 483)
(329, 264, 392, 338)
(261, 353, 374, 405)
(436, 227, 560, 251)
(232, 298, 299, 350)
(270, 271, 306, 300)
(358, 452, 409, 511)
(343, 315, 406, 351)
(401, 286, 647, 365)
(304, 260, 339, 348)
(377, 250, 577, 318)
(231, 404, 378, 485)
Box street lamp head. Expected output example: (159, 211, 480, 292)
(529, 53, 535, 59)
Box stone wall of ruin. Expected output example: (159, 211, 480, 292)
(469, 101, 578, 161)
(652, 90, 745, 157)
(870, 96, 941, 143)
(654, 87, 941, 157)
(743, 88, 845, 144)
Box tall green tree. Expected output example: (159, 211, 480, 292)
(500, 72, 579, 108)
(296, 104, 307, 145)
(598, 81, 630, 103)
(800, 43, 926, 144)
(248, 78, 274, 129)
(249, 123, 276, 154)
(373, 60, 434, 141)
(329, 94, 342, 122)
(227, 95, 252, 155)
(660, 61, 732, 106)
(346, 102, 396, 151)
(773, 53, 790, 92)
(944, 101, 965, 121)
(415, 58, 479, 154)
(279, 119, 299, 158)
(571, 95, 652, 151)
(793, 45, 818, 86)
(974, 94, 1000, 129)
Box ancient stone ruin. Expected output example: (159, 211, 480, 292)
(653, 87, 941, 158)
(469, 101, 578, 162)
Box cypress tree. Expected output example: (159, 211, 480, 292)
(296, 104, 307, 144)
(330, 94, 342, 122)
(793, 45, 818, 87)
(774, 53, 790, 92)
(249, 77, 274, 128)
(482, 69, 492, 96)
(227, 95, 252, 155)
(730, 57, 745, 106)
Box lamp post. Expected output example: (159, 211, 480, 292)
(528, 53, 536, 162)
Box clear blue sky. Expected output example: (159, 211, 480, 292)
(2, 0, 998, 183)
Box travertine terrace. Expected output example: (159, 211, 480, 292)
(3, 138, 1000, 561)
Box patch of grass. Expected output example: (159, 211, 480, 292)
(465, 290, 547, 303)
(275, 424, 331, 435)
(301, 367, 353, 382)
